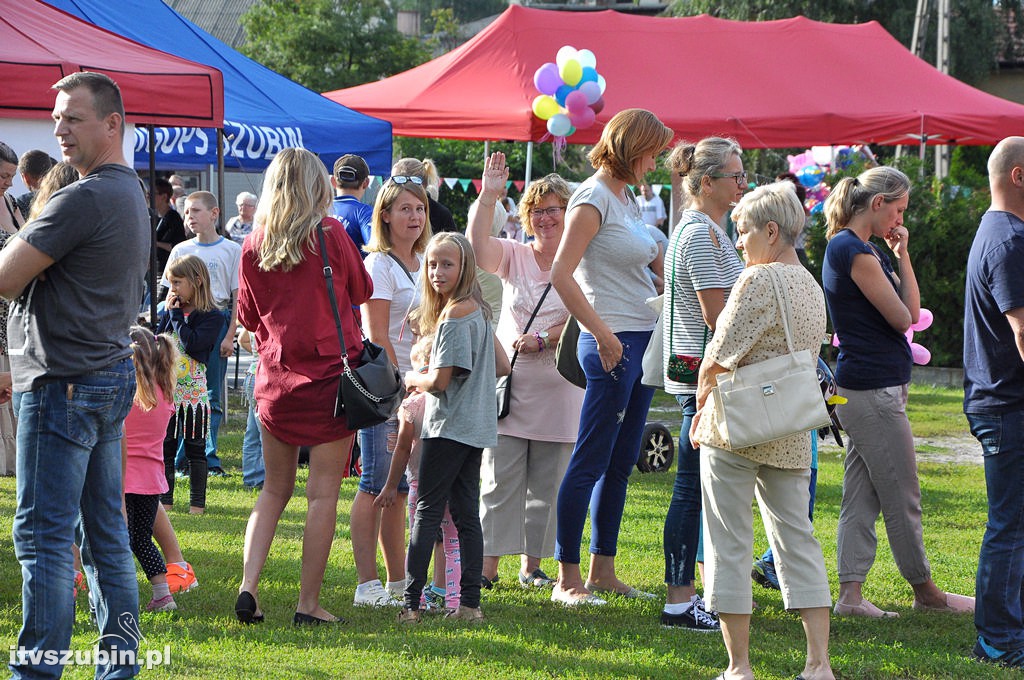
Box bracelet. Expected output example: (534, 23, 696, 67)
(533, 331, 545, 352)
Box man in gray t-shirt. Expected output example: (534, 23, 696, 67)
(0, 72, 146, 678)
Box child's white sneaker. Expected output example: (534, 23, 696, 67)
(354, 579, 402, 607)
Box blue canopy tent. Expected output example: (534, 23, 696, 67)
(46, 0, 393, 175)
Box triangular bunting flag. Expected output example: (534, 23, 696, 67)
(471, 179, 482, 193)
(513, 181, 525, 191)
(444, 177, 457, 190)
(459, 179, 471, 192)
(505, 180, 512, 190)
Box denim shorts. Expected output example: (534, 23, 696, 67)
(358, 416, 407, 495)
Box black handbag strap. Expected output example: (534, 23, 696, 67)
(509, 282, 553, 370)
(316, 222, 353, 370)
(386, 251, 416, 284)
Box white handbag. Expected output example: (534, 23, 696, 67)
(710, 266, 830, 450)
(640, 295, 665, 388)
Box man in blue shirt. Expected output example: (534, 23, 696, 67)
(331, 154, 373, 257)
(964, 136, 1024, 669)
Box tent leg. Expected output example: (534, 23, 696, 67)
(148, 125, 158, 329)
(217, 130, 226, 234)
(525, 141, 533, 187)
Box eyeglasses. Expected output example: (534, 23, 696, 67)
(529, 206, 565, 219)
(389, 175, 423, 186)
(709, 171, 748, 185)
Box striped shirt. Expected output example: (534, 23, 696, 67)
(662, 209, 744, 395)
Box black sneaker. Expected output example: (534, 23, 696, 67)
(208, 466, 231, 477)
(973, 636, 1024, 667)
(660, 599, 720, 632)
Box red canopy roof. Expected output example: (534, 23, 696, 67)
(2, 0, 223, 127)
(326, 6, 1024, 147)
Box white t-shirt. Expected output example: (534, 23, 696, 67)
(363, 251, 422, 375)
(569, 176, 659, 334)
(162, 237, 242, 310)
(638, 193, 666, 226)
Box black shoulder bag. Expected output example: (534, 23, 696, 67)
(317, 223, 402, 430)
(496, 283, 552, 419)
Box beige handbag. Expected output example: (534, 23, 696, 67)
(709, 266, 830, 450)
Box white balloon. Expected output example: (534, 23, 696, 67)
(556, 45, 578, 70)
(577, 49, 597, 69)
(597, 74, 607, 95)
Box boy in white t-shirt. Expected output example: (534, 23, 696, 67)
(161, 191, 241, 477)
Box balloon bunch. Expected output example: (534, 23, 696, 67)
(832, 308, 934, 365)
(532, 46, 606, 140)
(788, 145, 873, 215)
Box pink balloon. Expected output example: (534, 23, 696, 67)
(904, 328, 914, 343)
(533, 63, 562, 96)
(578, 80, 601, 104)
(911, 307, 934, 332)
(910, 343, 931, 365)
(565, 90, 588, 114)
(831, 332, 841, 347)
(569, 106, 596, 130)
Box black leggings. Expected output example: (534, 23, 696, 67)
(124, 493, 166, 580)
(405, 437, 483, 610)
(161, 411, 207, 508)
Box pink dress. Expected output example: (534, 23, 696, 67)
(124, 389, 174, 495)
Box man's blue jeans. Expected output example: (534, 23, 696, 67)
(241, 403, 265, 489)
(967, 410, 1024, 651)
(10, 358, 140, 679)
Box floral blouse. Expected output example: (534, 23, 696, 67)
(694, 263, 826, 469)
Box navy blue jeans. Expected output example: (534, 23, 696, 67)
(968, 410, 1024, 651)
(664, 394, 701, 586)
(555, 330, 653, 564)
(10, 359, 139, 679)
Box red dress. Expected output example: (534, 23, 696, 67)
(238, 217, 373, 446)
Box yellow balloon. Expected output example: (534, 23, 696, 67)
(532, 95, 560, 121)
(560, 59, 582, 87)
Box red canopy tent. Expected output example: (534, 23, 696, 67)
(326, 5, 1024, 148)
(2, 0, 223, 128)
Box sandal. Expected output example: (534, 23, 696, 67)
(518, 569, 556, 589)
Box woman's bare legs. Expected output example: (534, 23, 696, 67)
(718, 613, 754, 680)
(295, 436, 352, 619)
(798, 606, 835, 680)
(238, 429, 300, 616)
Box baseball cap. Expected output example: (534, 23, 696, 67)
(333, 154, 369, 185)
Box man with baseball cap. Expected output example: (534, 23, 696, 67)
(331, 154, 373, 258)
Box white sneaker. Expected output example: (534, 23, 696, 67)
(385, 579, 409, 601)
(354, 580, 402, 607)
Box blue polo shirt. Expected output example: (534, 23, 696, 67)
(331, 194, 373, 258)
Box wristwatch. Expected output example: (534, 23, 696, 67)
(537, 331, 550, 341)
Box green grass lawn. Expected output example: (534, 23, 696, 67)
(0, 386, 1012, 678)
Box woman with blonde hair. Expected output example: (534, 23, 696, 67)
(350, 175, 431, 608)
(468, 154, 584, 590)
(236, 147, 373, 625)
(658, 137, 746, 630)
(822, 165, 972, 618)
(692, 181, 834, 680)
(392, 157, 457, 233)
(549, 108, 673, 606)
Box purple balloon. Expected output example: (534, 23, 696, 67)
(534, 62, 562, 96)
(590, 97, 605, 114)
(579, 66, 599, 84)
(578, 81, 601, 105)
(565, 90, 588, 114)
(555, 84, 573, 106)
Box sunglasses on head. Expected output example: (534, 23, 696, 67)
(389, 175, 423, 186)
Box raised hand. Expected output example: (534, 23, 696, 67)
(481, 152, 509, 204)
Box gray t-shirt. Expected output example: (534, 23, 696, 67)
(8, 164, 148, 392)
(569, 176, 659, 334)
(422, 308, 498, 449)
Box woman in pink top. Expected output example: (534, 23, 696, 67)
(467, 152, 584, 589)
(123, 326, 178, 613)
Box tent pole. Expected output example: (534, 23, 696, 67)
(217, 130, 226, 234)
(525, 141, 533, 187)
(148, 125, 158, 330)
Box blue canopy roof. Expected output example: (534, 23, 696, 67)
(46, 0, 393, 174)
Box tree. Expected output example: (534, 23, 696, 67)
(240, 0, 427, 92)
(665, 0, 998, 85)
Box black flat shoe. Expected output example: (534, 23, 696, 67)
(235, 591, 264, 624)
(293, 611, 345, 626)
